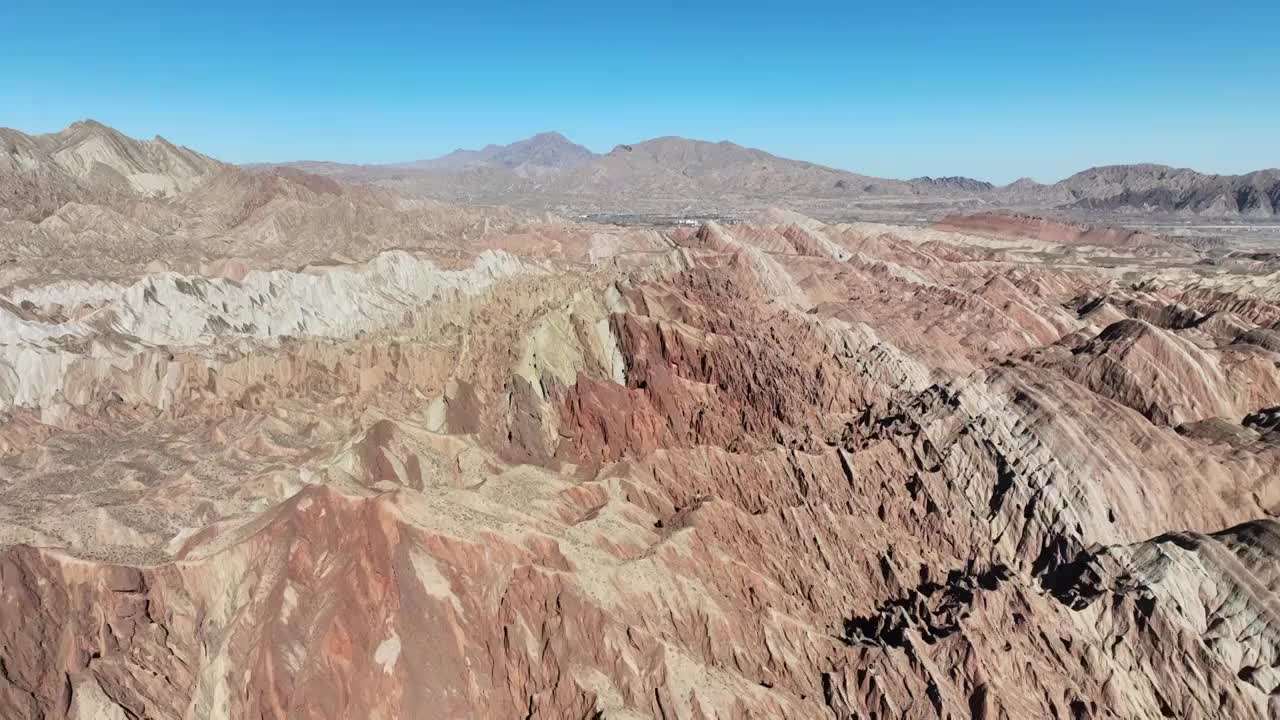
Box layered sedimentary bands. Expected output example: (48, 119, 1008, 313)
(2, 123, 1280, 719)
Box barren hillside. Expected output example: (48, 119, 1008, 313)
(2, 123, 1280, 719)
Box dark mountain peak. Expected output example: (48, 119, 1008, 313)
(1066, 163, 1175, 177)
(488, 131, 595, 171)
(911, 176, 996, 193)
(527, 130, 571, 143)
(629, 136, 739, 150)
(400, 131, 595, 174)
(1006, 177, 1045, 189)
(501, 131, 588, 152)
(607, 136, 774, 168)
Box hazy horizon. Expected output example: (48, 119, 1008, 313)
(5, 1, 1278, 184)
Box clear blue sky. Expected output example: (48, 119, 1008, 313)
(3, 1, 1277, 183)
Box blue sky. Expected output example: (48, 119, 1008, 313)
(3, 1, 1277, 183)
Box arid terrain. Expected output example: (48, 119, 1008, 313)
(252, 131, 1280, 225)
(2, 121, 1280, 719)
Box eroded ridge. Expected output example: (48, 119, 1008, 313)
(2, 200, 1279, 719)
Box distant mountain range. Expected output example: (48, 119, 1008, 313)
(3, 120, 1278, 221)
(1001, 164, 1280, 217)
(248, 135, 963, 211)
(254, 131, 1280, 218)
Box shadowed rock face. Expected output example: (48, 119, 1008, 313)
(3, 130, 1280, 719)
